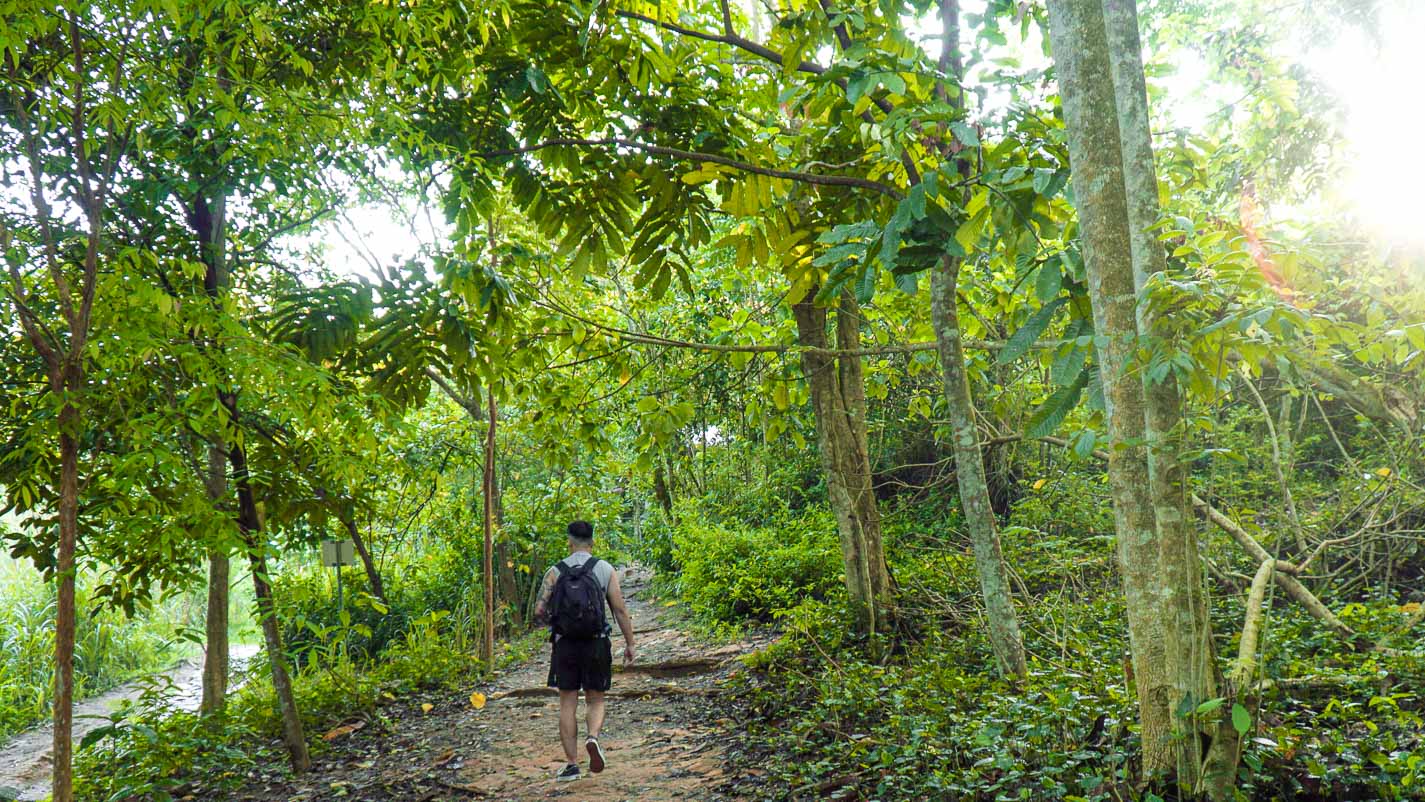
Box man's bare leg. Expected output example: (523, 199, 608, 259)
(558, 690, 580, 764)
(586, 690, 606, 740)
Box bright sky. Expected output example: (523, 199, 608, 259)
(1318, 1, 1425, 246)
(308, 0, 1425, 278)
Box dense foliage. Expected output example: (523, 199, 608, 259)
(0, 0, 1422, 800)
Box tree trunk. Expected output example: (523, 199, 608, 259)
(932, 0, 1027, 679)
(226, 400, 310, 772)
(343, 513, 387, 606)
(652, 462, 674, 519)
(492, 454, 520, 631)
(1101, 0, 1224, 790)
(791, 289, 893, 635)
(51, 402, 80, 802)
(200, 442, 230, 716)
(481, 392, 497, 664)
(194, 182, 232, 718)
(932, 257, 1029, 677)
(1046, 0, 1174, 777)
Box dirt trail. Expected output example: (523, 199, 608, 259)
(241, 566, 764, 802)
(0, 643, 259, 802)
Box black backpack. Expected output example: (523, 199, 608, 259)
(550, 558, 606, 639)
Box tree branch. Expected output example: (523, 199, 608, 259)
(614, 10, 828, 77)
(473, 137, 904, 199)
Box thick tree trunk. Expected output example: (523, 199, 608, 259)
(1101, 0, 1225, 790)
(932, 257, 1029, 678)
(791, 289, 893, 635)
(52, 403, 80, 802)
(1046, 0, 1175, 777)
(226, 401, 310, 772)
(200, 442, 230, 717)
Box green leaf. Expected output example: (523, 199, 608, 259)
(1026, 367, 1089, 438)
(949, 121, 980, 147)
(1032, 168, 1055, 195)
(1035, 257, 1062, 303)
(1195, 697, 1225, 716)
(997, 297, 1066, 365)
(1232, 703, 1251, 735)
(856, 264, 878, 304)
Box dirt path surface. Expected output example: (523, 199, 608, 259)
(0, 643, 259, 802)
(232, 566, 765, 802)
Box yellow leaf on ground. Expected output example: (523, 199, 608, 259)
(421, 703, 433, 714)
(1032, 478, 1047, 490)
(1401, 602, 1421, 614)
(662, 600, 678, 607)
(1376, 467, 1392, 477)
(470, 692, 487, 709)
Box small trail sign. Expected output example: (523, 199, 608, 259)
(321, 538, 356, 568)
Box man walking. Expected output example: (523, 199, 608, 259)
(533, 520, 636, 781)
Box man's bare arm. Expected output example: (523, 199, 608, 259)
(606, 570, 636, 664)
(532, 567, 558, 624)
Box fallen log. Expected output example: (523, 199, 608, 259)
(615, 658, 723, 677)
(487, 685, 723, 701)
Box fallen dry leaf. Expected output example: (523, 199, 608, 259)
(470, 691, 487, 709)
(322, 720, 366, 741)
(421, 702, 434, 714)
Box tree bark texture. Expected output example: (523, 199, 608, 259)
(933, 0, 1028, 679)
(1100, 0, 1223, 789)
(52, 410, 79, 802)
(226, 402, 310, 772)
(200, 440, 230, 716)
(343, 513, 387, 606)
(792, 290, 893, 635)
(481, 392, 497, 664)
(932, 257, 1029, 677)
(193, 182, 232, 718)
(1046, 0, 1174, 777)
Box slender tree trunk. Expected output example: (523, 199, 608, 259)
(225, 398, 310, 772)
(52, 401, 80, 802)
(1046, 0, 1174, 777)
(342, 513, 387, 606)
(200, 443, 230, 716)
(481, 392, 497, 664)
(652, 462, 674, 519)
(193, 182, 232, 718)
(792, 289, 893, 635)
(932, 257, 1029, 677)
(932, 0, 1028, 679)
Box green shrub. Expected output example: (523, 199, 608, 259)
(74, 677, 268, 802)
(671, 509, 844, 627)
(0, 558, 185, 740)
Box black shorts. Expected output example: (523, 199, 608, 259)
(547, 636, 613, 692)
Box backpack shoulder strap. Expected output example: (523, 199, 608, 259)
(555, 561, 572, 577)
